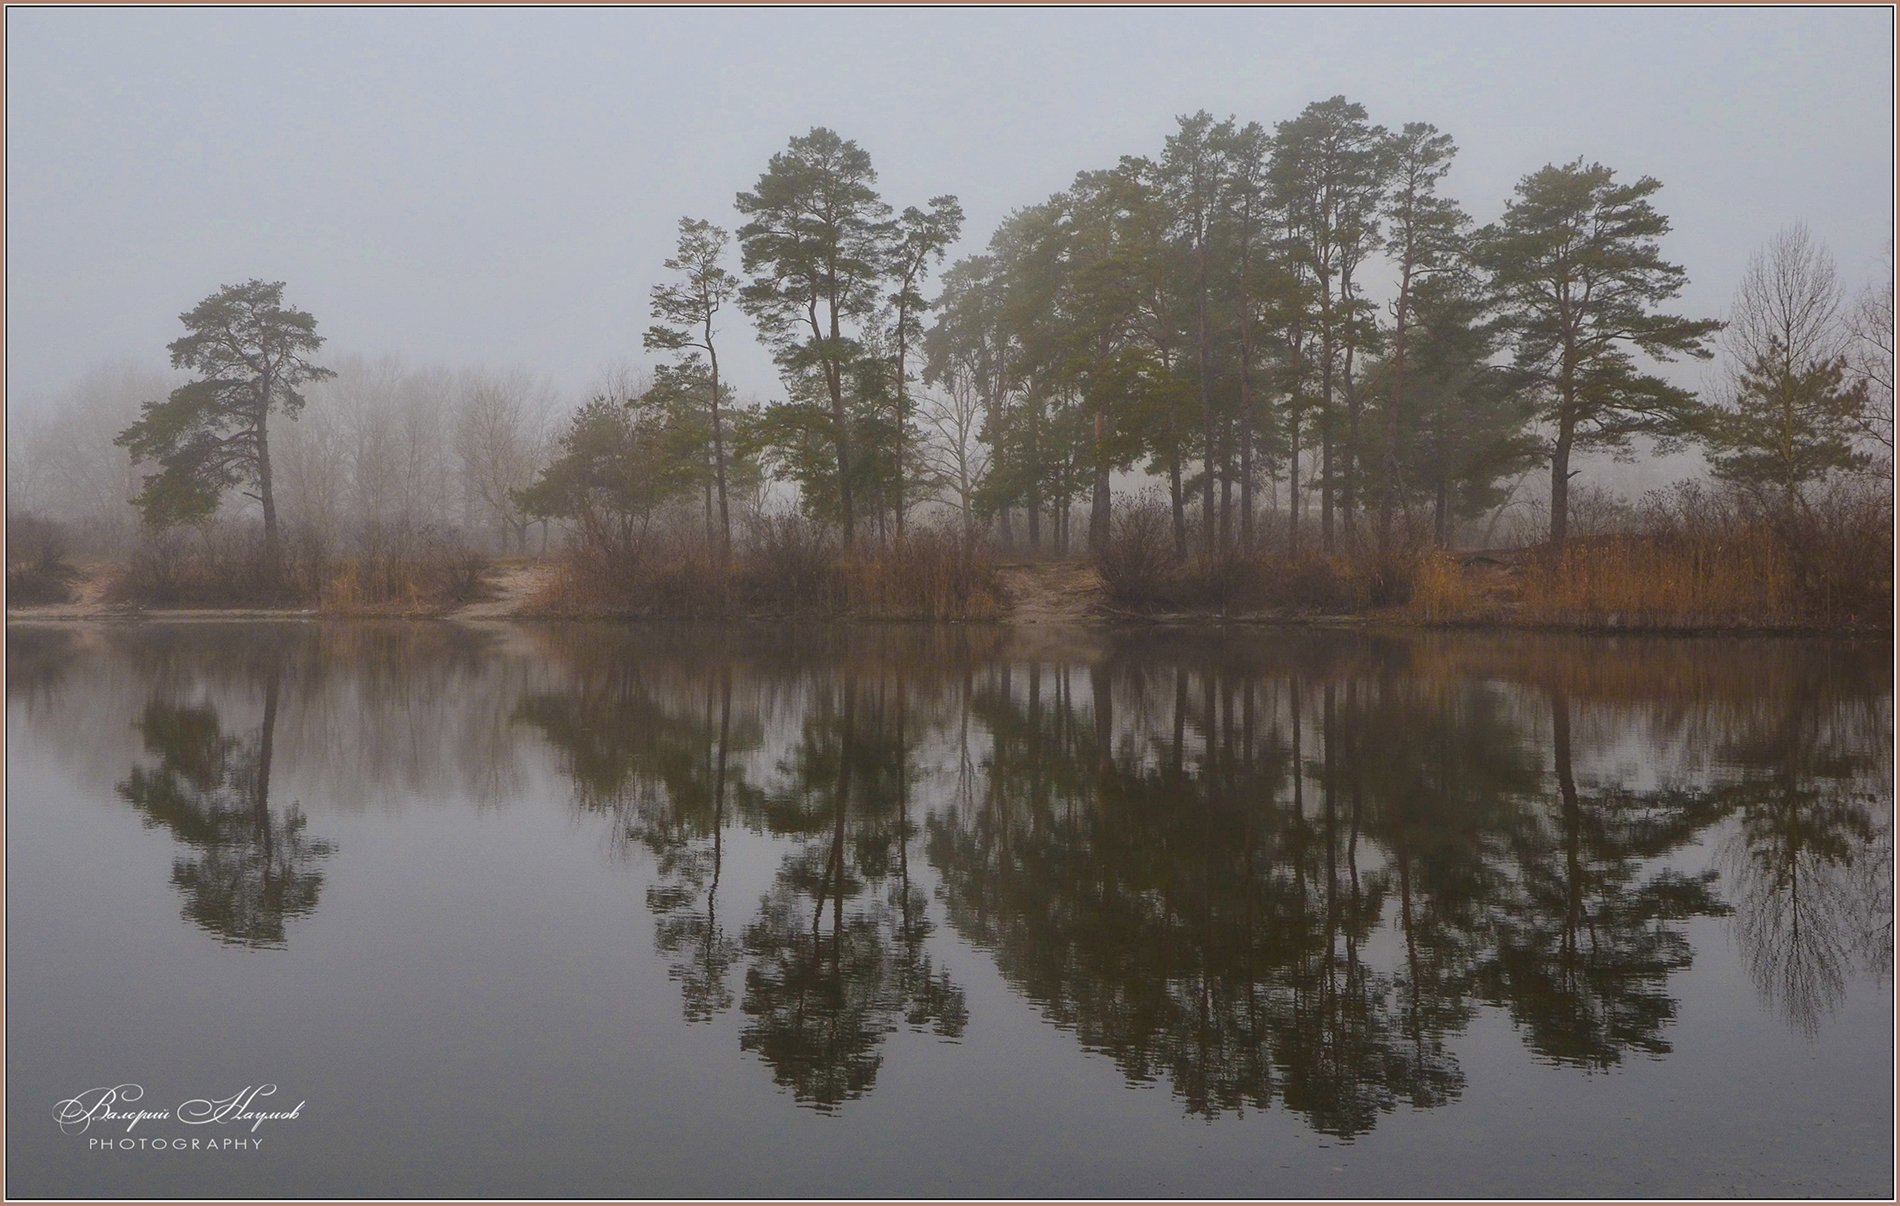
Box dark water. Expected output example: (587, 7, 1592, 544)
(5, 621, 1893, 1198)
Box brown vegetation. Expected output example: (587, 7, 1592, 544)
(1094, 480, 1892, 632)
(1519, 480, 1891, 630)
(1096, 494, 1422, 615)
(103, 520, 492, 615)
(526, 516, 1001, 621)
(5, 514, 81, 605)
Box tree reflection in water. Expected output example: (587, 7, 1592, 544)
(519, 633, 968, 1112)
(114, 667, 331, 948)
(914, 635, 1889, 1135)
(47, 624, 1883, 1128)
(1717, 660, 1894, 1036)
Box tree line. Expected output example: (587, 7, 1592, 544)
(19, 100, 1889, 581)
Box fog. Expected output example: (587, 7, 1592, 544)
(6, 5, 1894, 524)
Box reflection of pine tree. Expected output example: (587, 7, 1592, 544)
(115, 673, 330, 948)
(1353, 670, 1542, 1108)
(519, 660, 760, 1024)
(930, 651, 1749, 1135)
(936, 662, 1333, 1124)
(739, 677, 965, 1111)
(506, 627, 1886, 1125)
(526, 654, 966, 1109)
(1477, 689, 1729, 1068)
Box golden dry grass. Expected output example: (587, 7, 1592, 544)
(1520, 536, 1802, 629)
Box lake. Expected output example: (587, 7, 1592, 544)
(5, 621, 1893, 1198)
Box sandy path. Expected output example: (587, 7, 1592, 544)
(995, 560, 1108, 626)
(4, 559, 128, 621)
(447, 558, 554, 620)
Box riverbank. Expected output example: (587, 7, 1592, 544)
(6, 555, 1891, 636)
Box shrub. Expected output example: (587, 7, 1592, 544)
(1404, 552, 1485, 623)
(525, 511, 998, 620)
(107, 519, 489, 614)
(108, 523, 328, 607)
(319, 521, 493, 615)
(832, 526, 1001, 620)
(1096, 493, 1177, 607)
(740, 512, 842, 615)
(1269, 553, 1366, 613)
(1520, 478, 1891, 629)
(5, 513, 79, 605)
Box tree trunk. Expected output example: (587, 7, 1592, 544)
(1237, 205, 1257, 556)
(1197, 210, 1216, 557)
(257, 413, 280, 584)
(1089, 410, 1112, 555)
(707, 337, 731, 559)
(1218, 428, 1233, 552)
(1343, 357, 1360, 545)
(894, 321, 909, 544)
(1549, 418, 1574, 551)
(1380, 274, 1410, 555)
(1319, 290, 1335, 554)
(1321, 409, 1334, 553)
(1341, 262, 1361, 547)
(1287, 406, 1302, 557)
(813, 297, 855, 547)
(1433, 475, 1449, 547)
(1169, 454, 1186, 559)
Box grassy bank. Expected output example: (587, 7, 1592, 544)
(10, 488, 1889, 633)
(1091, 484, 1893, 634)
(88, 521, 493, 616)
(525, 522, 1003, 621)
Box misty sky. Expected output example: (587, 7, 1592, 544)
(7, 6, 1895, 452)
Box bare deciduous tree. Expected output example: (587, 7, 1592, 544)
(454, 369, 549, 553)
(1708, 225, 1869, 503)
(1846, 253, 1895, 471)
(915, 382, 991, 543)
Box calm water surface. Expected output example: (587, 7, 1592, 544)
(5, 621, 1893, 1198)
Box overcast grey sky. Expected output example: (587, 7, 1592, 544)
(6, 5, 1894, 419)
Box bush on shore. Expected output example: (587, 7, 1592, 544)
(1095, 494, 1413, 615)
(530, 513, 1001, 620)
(1521, 479, 1892, 629)
(5, 513, 81, 605)
(106, 520, 491, 614)
(1094, 480, 1892, 631)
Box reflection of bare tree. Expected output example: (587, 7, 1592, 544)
(1722, 700, 1891, 1037)
(31, 621, 1886, 1127)
(115, 670, 331, 948)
